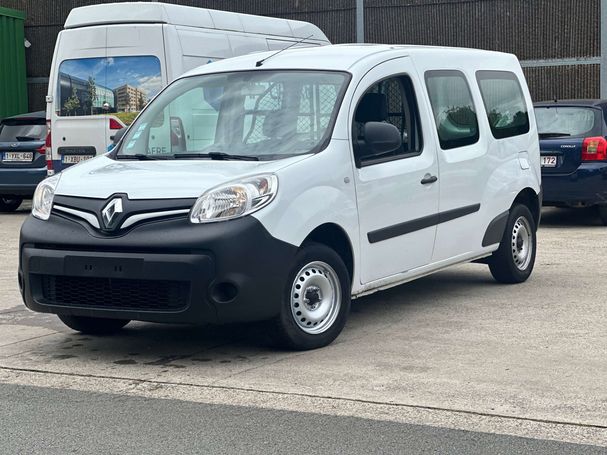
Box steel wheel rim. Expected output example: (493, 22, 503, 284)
(511, 216, 533, 271)
(290, 261, 341, 334)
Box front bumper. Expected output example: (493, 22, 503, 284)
(19, 214, 297, 324)
(0, 166, 46, 197)
(541, 162, 607, 207)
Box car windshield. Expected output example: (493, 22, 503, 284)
(116, 70, 349, 160)
(0, 121, 45, 142)
(535, 106, 599, 138)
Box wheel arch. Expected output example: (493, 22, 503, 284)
(512, 187, 541, 229)
(302, 223, 354, 282)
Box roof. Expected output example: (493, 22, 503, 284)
(64, 2, 328, 42)
(181, 44, 516, 78)
(534, 99, 607, 109)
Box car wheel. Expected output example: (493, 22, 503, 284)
(0, 197, 23, 212)
(488, 204, 537, 284)
(58, 315, 130, 335)
(597, 205, 607, 226)
(271, 242, 351, 350)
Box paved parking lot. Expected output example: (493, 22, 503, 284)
(1, 204, 606, 450)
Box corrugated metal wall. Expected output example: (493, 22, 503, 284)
(0, 6, 28, 118)
(0, 0, 600, 111)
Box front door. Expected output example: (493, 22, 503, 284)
(351, 58, 439, 284)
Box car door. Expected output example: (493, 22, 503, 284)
(351, 58, 440, 284)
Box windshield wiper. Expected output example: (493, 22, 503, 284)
(174, 152, 259, 161)
(116, 154, 169, 161)
(538, 132, 571, 139)
(15, 136, 39, 142)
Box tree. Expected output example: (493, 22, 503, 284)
(87, 76, 98, 115)
(63, 87, 80, 116)
(137, 92, 146, 111)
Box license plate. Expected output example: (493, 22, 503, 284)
(62, 154, 93, 164)
(2, 151, 33, 162)
(541, 155, 557, 167)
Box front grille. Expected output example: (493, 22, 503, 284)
(40, 275, 189, 311)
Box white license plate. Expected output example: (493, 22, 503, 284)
(62, 155, 93, 164)
(2, 151, 33, 162)
(541, 155, 557, 167)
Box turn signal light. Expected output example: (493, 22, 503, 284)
(581, 136, 607, 161)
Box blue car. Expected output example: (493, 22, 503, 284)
(534, 100, 607, 224)
(0, 111, 47, 212)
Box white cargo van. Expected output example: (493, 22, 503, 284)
(45, 2, 329, 174)
(23, 45, 541, 350)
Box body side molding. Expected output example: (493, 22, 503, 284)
(367, 203, 481, 244)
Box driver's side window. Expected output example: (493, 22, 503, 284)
(353, 75, 422, 166)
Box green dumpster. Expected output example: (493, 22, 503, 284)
(0, 6, 27, 119)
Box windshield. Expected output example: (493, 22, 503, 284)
(116, 70, 349, 160)
(0, 120, 45, 142)
(535, 106, 600, 138)
(57, 56, 162, 125)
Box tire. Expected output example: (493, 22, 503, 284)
(488, 204, 537, 284)
(58, 315, 130, 335)
(597, 205, 607, 226)
(271, 242, 351, 350)
(0, 197, 23, 212)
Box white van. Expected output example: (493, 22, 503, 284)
(22, 45, 541, 350)
(45, 2, 329, 174)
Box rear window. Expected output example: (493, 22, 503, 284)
(534, 106, 600, 138)
(0, 120, 45, 142)
(425, 70, 479, 150)
(57, 56, 162, 125)
(476, 71, 530, 139)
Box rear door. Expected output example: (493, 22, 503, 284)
(52, 25, 165, 170)
(535, 105, 602, 174)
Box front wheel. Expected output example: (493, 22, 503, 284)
(488, 204, 537, 284)
(271, 242, 351, 350)
(58, 315, 130, 335)
(0, 197, 23, 212)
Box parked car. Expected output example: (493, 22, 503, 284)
(20, 44, 541, 350)
(534, 99, 607, 224)
(0, 111, 47, 212)
(45, 2, 330, 175)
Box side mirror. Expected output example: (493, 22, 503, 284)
(111, 127, 127, 145)
(363, 122, 402, 156)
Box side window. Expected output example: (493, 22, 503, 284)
(352, 75, 422, 166)
(425, 70, 479, 150)
(476, 71, 530, 139)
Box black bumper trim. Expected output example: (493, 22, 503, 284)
(19, 214, 298, 324)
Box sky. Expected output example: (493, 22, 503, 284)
(59, 56, 162, 97)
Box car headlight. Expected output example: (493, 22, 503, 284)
(190, 174, 278, 223)
(32, 174, 61, 221)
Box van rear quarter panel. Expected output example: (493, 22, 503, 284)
(412, 52, 540, 260)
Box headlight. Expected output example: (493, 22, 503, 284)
(32, 174, 61, 221)
(190, 174, 278, 223)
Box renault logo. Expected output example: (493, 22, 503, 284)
(101, 198, 123, 230)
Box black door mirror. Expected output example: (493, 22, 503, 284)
(111, 127, 127, 145)
(363, 122, 402, 156)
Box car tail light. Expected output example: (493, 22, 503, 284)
(109, 117, 123, 130)
(45, 120, 54, 175)
(581, 137, 607, 161)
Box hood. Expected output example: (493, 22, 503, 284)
(56, 154, 309, 199)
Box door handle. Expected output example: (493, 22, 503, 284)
(420, 174, 438, 185)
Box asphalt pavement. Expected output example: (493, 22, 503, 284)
(2, 383, 606, 454)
